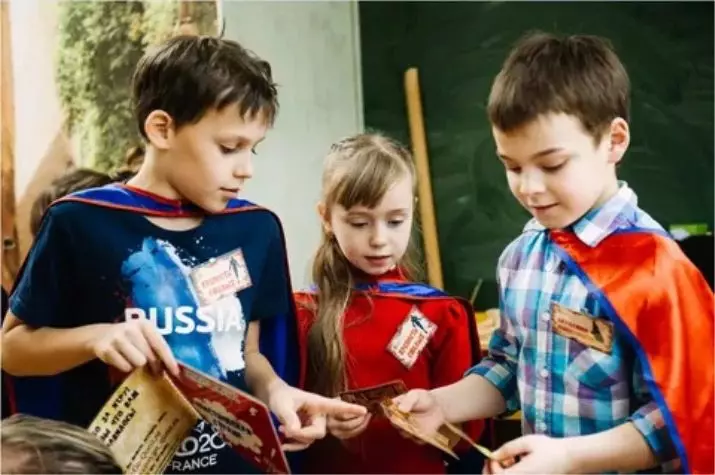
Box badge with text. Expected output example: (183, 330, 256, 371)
(191, 249, 252, 306)
(551, 302, 614, 354)
(339, 380, 408, 415)
(387, 307, 437, 369)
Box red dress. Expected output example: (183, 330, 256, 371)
(294, 269, 484, 474)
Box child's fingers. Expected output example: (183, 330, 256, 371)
(305, 393, 366, 418)
(114, 338, 148, 368)
(98, 347, 133, 373)
(349, 413, 372, 434)
(328, 413, 368, 433)
(330, 413, 371, 439)
(281, 441, 311, 452)
(331, 411, 362, 423)
(283, 419, 326, 441)
(492, 435, 532, 462)
(126, 328, 158, 364)
(395, 390, 421, 412)
(140, 321, 179, 376)
(126, 329, 163, 375)
(280, 428, 315, 450)
(486, 459, 507, 474)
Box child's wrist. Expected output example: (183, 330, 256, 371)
(83, 323, 112, 355)
(264, 377, 290, 402)
(429, 388, 452, 424)
(560, 436, 589, 473)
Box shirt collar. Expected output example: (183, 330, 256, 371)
(523, 181, 639, 247)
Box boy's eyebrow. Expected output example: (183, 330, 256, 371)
(498, 147, 565, 161)
(219, 135, 266, 145)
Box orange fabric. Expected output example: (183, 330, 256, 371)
(551, 229, 714, 473)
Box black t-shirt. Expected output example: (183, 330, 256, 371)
(9, 198, 291, 473)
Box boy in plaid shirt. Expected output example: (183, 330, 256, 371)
(395, 32, 714, 473)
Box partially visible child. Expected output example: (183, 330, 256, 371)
(5, 167, 113, 422)
(294, 133, 484, 474)
(1, 413, 122, 474)
(111, 145, 145, 182)
(395, 32, 714, 474)
(28, 146, 145, 239)
(29, 168, 114, 237)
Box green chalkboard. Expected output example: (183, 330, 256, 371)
(360, 1, 714, 309)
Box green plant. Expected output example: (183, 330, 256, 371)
(56, 1, 145, 171)
(56, 1, 217, 172)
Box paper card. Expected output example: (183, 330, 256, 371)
(443, 421, 497, 461)
(379, 399, 458, 459)
(551, 302, 614, 354)
(88, 368, 199, 474)
(170, 362, 290, 474)
(339, 380, 408, 415)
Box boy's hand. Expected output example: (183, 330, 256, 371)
(393, 389, 446, 437)
(484, 435, 574, 474)
(90, 320, 179, 377)
(267, 381, 368, 451)
(327, 410, 372, 440)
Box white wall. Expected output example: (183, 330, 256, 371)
(10, 0, 74, 256)
(10, 0, 68, 196)
(223, 1, 363, 289)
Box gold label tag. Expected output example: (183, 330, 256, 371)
(190, 249, 252, 306)
(551, 302, 614, 354)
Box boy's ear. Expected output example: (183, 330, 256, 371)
(316, 202, 332, 235)
(607, 117, 630, 165)
(144, 110, 174, 150)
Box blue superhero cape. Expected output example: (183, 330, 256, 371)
(354, 280, 482, 365)
(57, 184, 300, 389)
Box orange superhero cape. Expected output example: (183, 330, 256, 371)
(550, 228, 714, 474)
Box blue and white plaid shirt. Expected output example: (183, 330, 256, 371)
(469, 182, 679, 471)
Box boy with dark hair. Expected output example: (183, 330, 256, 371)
(29, 168, 114, 237)
(2, 35, 364, 474)
(396, 32, 713, 474)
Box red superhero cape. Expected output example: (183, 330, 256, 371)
(550, 228, 714, 474)
(296, 278, 487, 470)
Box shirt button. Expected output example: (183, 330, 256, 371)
(537, 421, 547, 432)
(541, 312, 550, 322)
(540, 368, 549, 379)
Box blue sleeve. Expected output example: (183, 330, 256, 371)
(9, 207, 75, 328)
(250, 214, 291, 322)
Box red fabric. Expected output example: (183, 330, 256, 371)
(551, 230, 714, 473)
(295, 269, 483, 474)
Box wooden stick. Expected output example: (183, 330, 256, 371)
(404, 68, 444, 289)
(444, 421, 497, 461)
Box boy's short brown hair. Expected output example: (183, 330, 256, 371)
(30, 168, 113, 237)
(487, 31, 630, 142)
(1, 414, 122, 474)
(132, 35, 278, 139)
